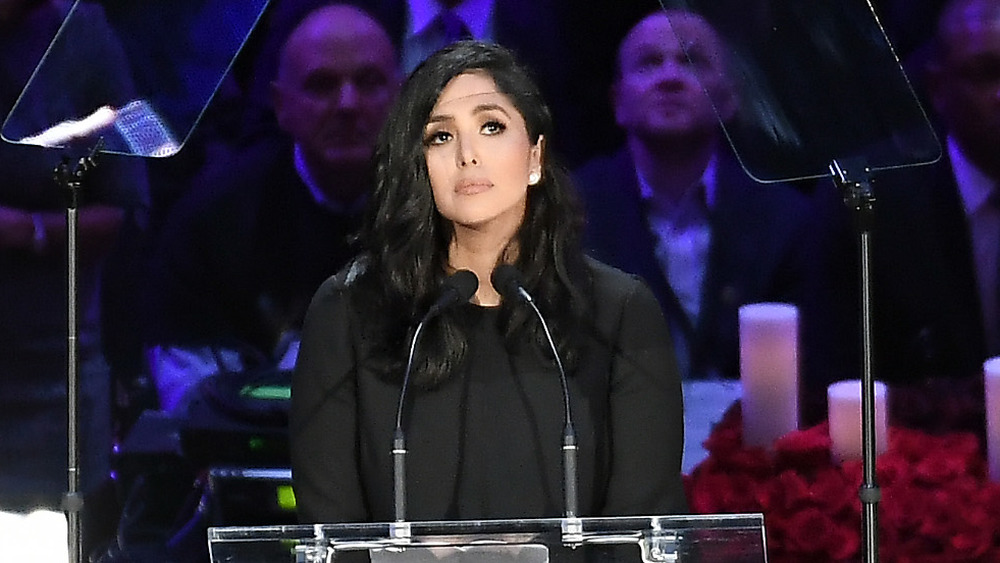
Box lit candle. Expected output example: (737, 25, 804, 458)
(827, 380, 887, 463)
(985, 357, 1000, 481)
(739, 303, 798, 448)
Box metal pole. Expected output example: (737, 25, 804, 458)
(830, 159, 880, 563)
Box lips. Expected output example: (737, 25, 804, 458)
(455, 178, 493, 195)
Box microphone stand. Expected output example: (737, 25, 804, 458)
(52, 141, 102, 563)
(498, 271, 581, 544)
(830, 159, 881, 563)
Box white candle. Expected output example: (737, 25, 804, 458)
(985, 357, 1000, 481)
(739, 303, 799, 448)
(827, 380, 888, 463)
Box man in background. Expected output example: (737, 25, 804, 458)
(143, 3, 400, 410)
(870, 0, 1000, 383)
(575, 10, 848, 420)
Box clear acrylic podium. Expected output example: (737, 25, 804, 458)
(208, 514, 766, 562)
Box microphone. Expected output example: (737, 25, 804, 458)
(392, 269, 478, 529)
(491, 265, 581, 526)
(423, 269, 479, 320)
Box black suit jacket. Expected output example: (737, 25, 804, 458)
(292, 259, 687, 523)
(144, 137, 362, 355)
(870, 154, 987, 381)
(574, 148, 845, 394)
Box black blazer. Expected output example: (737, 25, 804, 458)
(574, 148, 822, 382)
(870, 154, 987, 381)
(291, 259, 687, 523)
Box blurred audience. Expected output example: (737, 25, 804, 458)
(142, 3, 400, 411)
(574, 10, 850, 413)
(244, 0, 615, 165)
(0, 0, 148, 515)
(869, 0, 1000, 383)
(96, 2, 278, 435)
(874, 0, 949, 62)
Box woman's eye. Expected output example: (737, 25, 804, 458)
(424, 130, 452, 146)
(482, 120, 507, 135)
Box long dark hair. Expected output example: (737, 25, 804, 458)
(352, 41, 590, 387)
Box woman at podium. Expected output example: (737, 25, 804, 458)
(291, 40, 687, 524)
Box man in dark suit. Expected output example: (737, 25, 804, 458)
(870, 0, 1000, 383)
(575, 10, 847, 408)
(143, 4, 401, 410)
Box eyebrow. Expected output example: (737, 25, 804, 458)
(425, 102, 513, 126)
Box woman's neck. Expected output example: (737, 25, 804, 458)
(447, 226, 516, 307)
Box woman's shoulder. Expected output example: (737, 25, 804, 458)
(580, 256, 668, 343)
(583, 256, 654, 306)
(309, 256, 369, 307)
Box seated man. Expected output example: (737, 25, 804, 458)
(869, 0, 1000, 384)
(575, 9, 850, 420)
(143, 3, 401, 410)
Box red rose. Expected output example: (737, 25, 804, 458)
(889, 426, 934, 462)
(810, 466, 857, 515)
(701, 402, 743, 456)
(948, 508, 993, 559)
(875, 451, 910, 487)
(982, 485, 1000, 522)
(687, 471, 762, 513)
(688, 406, 1000, 561)
(702, 418, 742, 457)
(779, 507, 860, 560)
(914, 448, 974, 486)
(773, 423, 833, 471)
(755, 470, 810, 513)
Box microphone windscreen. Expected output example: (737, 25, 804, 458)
(445, 269, 479, 303)
(490, 264, 523, 299)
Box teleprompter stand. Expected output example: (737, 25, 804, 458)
(1, 1, 272, 561)
(53, 144, 103, 563)
(830, 159, 881, 561)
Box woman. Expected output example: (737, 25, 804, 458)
(291, 41, 685, 524)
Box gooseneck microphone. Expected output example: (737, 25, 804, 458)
(393, 270, 478, 526)
(491, 265, 580, 521)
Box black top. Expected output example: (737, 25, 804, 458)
(291, 259, 687, 523)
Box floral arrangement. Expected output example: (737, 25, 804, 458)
(685, 404, 1000, 562)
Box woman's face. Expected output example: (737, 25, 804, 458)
(423, 71, 542, 234)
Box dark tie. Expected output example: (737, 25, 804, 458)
(433, 10, 472, 46)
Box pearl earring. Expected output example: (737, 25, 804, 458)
(528, 171, 541, 185)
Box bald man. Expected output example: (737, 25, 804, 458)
(869, 0, 1000, 383)
(575, 10, 838, 388)
(270, 3, 399, 207)
(143, 4, 400, 411)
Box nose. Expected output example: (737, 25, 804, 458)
(654, 60, 690, 87)
(456, 135, 479, 167)
(335, 81, 360, 110)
